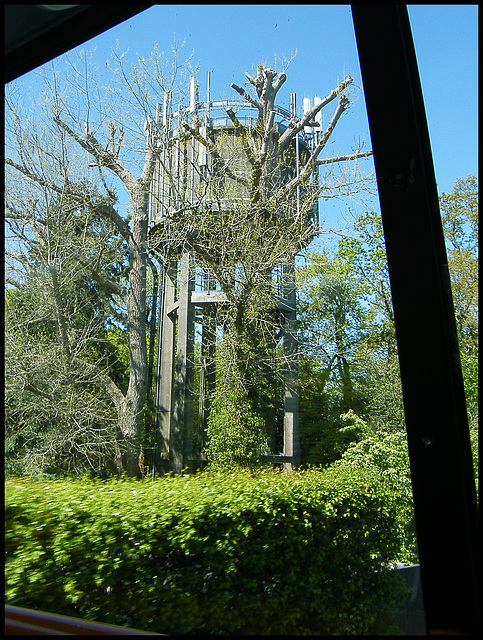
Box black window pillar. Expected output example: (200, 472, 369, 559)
(351, 5, 478, 635)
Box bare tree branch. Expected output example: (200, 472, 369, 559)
(230, 82, 261, 112)
(5, 157, 132, 241)
(226, 108, 257, 166)
(259, 110, 275, 164)
(48, 265, 72, 362)
(24, 383, 55, 401)
(53, 113, 138, 191)
(315, 150, 373, 166)
(278, 76, 353, 150)
(275, 95, 350, 204)
(71, 253, 126, 298)
(5, 276, 22, 289)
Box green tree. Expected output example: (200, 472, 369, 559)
(439, 175, 478, 487)
(5, 193, 130, 476)
(335, 410, 418, 564)
(439, 175, 478, 427)
(297, 177, 478, 471)
(296, 248, 376, 464)
(439, 175, 478, 351)
(298, 249, 374, 408)
(335, 211, 404, 430)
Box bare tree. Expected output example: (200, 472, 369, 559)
(5, 43, 193, 476)
(151, 63, 373, 336)
(4, 189, 124, 475)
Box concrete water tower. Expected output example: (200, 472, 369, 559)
(148, 72, 321, 474)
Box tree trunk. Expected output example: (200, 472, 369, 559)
(122, 187, 149, 476)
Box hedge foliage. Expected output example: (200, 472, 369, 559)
(5, 467, 408, 635)
(336, 411, 418, 565)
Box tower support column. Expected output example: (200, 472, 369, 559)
(156, 260, 177, 471)
(282, 262, 300, 469)
(171, 248, 195, 473)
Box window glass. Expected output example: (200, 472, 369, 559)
(5, 5, 477, 636)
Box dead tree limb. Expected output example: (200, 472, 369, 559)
(315, 150, 373, 166)
(278, 76, 353, 151)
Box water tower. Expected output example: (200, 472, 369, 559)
(148, 73, 321, 473)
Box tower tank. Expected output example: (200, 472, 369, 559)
(148, 73, 320, 474)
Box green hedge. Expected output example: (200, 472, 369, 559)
(5, 467, 407, 635)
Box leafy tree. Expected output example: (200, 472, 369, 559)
(296, 209, 405, 466)
(5, 193, 129, 476)
(335, 211, 405, 431)
(297, 248, 373, 408)
(337, 210, 395, 346)
(204, 388, 268, 471)
(297, 177, 478, 475)
(296, 247, 376, 465)
(439, 175, 479, 490)
(297, 354, 359, 466)
(439, 175, 478, 351)
(335, 410, 418, 564)
(439, 175, 478, 430)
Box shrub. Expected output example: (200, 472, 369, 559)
(204, 391, 268, 471)
(5, 467, 407, 634)
(336, 410, 418, 565)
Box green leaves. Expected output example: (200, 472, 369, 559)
(439, 175, 478, 357)
(336, 415, 417, 565)
(204, 383, 269, 471)
(6, 469, 407, 634)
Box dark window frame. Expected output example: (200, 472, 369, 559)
(351, 6, 478, 635)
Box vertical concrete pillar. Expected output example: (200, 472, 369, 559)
(198, 301, 217, 452)
(157, 260, 177, 468)
(171, 248, 195, 473)
(282, 262, 300, 469)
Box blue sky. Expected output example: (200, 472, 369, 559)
(65, 4, 477, 196)
(13, 5, 478, 234)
